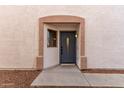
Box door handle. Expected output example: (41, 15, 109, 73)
(61, 46, 63, 55)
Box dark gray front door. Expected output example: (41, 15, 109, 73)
(60, 31, 76, 64)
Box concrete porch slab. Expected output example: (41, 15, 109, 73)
(31, 65, 124, 87)
(31, 65, 89, 87)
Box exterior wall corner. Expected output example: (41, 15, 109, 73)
(79, 56, 87, 70)
(36, 56, 43, 70)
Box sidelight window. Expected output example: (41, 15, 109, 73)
(47, 29, 57, 47)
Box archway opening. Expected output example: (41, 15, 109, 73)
(36, 15, 87, 70)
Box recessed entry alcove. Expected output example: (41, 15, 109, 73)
(36, 15, 87, 70)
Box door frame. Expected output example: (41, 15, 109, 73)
(36, 15, 87, 70)
(59, 31, 76, 64)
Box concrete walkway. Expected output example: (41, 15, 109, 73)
(31, 65, 124, 87)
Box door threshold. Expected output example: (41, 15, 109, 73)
(60, 64, 76, 66)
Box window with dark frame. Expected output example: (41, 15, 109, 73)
(47, 29, 57, 47)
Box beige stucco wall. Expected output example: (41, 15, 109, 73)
(0, 5, 124, 69)
(44, 24, 59, 69)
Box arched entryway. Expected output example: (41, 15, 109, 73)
(36, 15, 87, 70)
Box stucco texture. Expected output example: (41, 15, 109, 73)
(0, 5, 124, 69)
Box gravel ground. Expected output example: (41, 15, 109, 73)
(0, 70, 41, 88)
